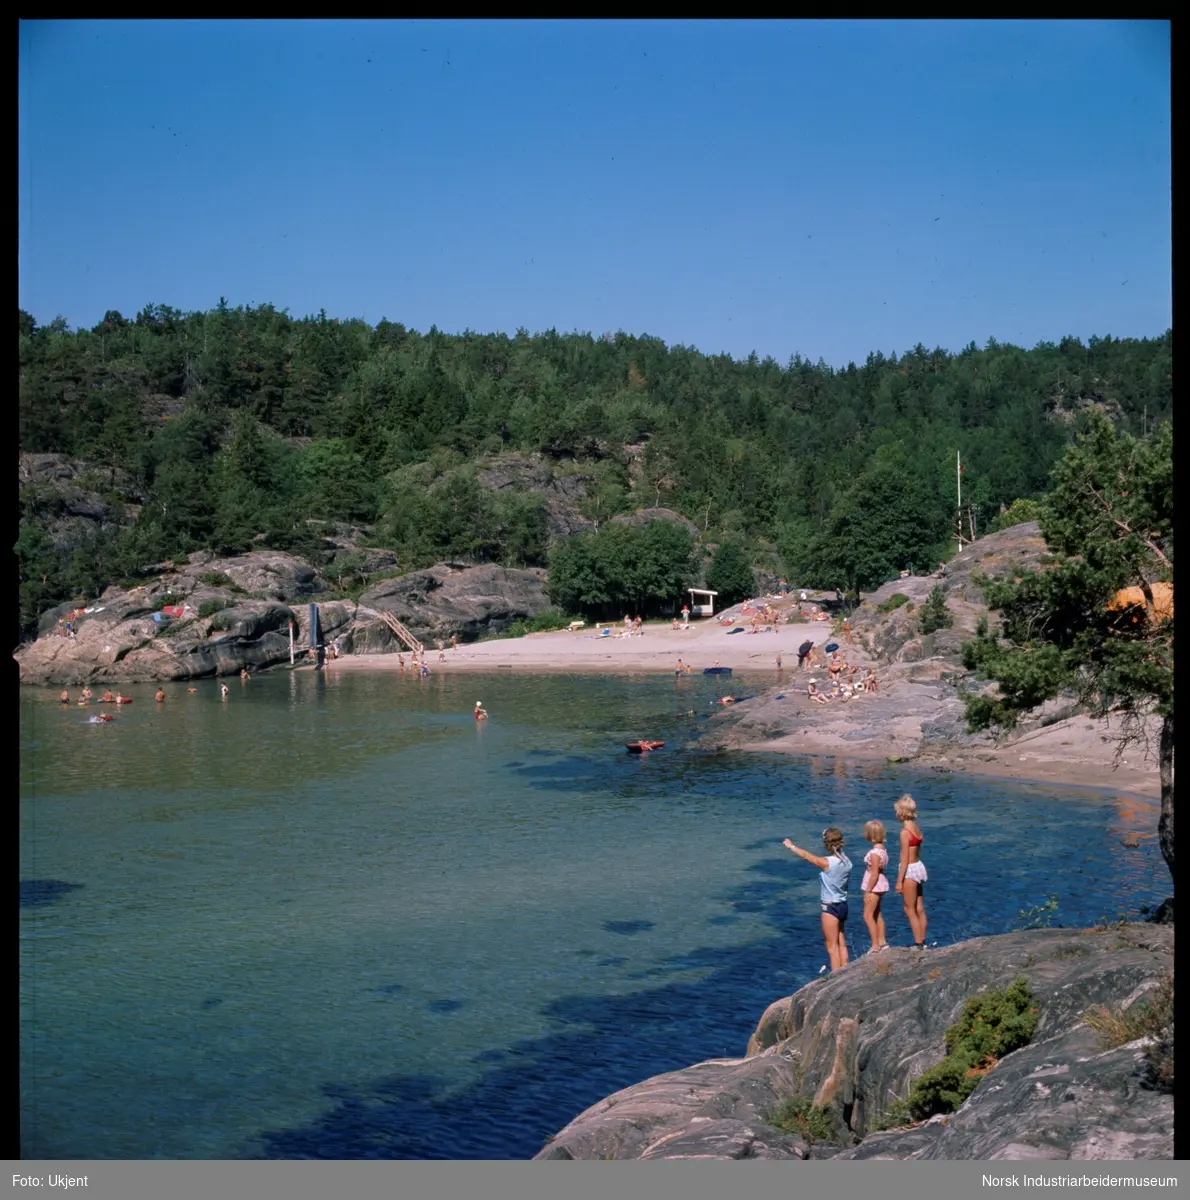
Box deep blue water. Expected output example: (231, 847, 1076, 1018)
(19, 670, 1164, 1159)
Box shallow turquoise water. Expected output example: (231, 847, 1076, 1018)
(20, 669, 1164, 1158)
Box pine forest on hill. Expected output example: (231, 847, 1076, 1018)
(16, 303, 1172, 639)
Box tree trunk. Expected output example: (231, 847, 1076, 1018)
(1158, 713, 1174, 884)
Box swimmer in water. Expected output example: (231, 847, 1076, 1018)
(60, 689, 71, 704)
(101, 689, 115, 702)
(155, 688, 166, 703)
(474, 701, 488, 720)
(220, 684, 230, 699)
(187, 687, 197, 693)
(115, 692, 129, 705)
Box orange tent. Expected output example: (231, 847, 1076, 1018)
(1107, 582, 1173, 623)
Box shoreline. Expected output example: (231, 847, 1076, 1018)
(327, 621, 1162, 803)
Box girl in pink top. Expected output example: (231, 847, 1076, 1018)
(861, 819, 890, 953)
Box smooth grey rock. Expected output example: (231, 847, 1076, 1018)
(358, 563, 550, 643)
(538, 926, 1172, 1161)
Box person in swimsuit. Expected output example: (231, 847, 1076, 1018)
(797, 639, 814, 670)
(474, 701, 488, 720)
(894, 793, 928, 948)
(155, 688, 166, 703)
(220, 684, 230, 700)
(101, 689, 115, 702)
(784, 828, 851, 971)
(860, 820, 890, 953)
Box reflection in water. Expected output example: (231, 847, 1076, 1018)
(20, 671, 1165, 1160)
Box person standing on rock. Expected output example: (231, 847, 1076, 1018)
(860, 821, 890, 953)
(783, 828, 851, 971)
(894, 794, 929, 949)
(797, 638, 814, 670)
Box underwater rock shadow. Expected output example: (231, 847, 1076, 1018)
(20, 879, 84, 909)
(255, 922, 806, 1160)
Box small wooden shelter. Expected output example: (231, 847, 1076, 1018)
(687, 588, 719, 618)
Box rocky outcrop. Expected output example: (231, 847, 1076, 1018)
(850, 522, 1049, 666)
(475, 455, 599, 541)
(537, 925, 1173, 1161)
(358, 563, 551, 643)
(611, 506, 701, 538)
(15, 550, 351, 685)
(18, 451, 143, 539)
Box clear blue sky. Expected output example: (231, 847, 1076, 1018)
(19, 19, 1170, 367)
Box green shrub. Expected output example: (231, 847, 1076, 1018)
(152, 591, 185, 612)
(878, 593, 911, 613)
(1015, 894, 1060, 929)
(767, 1097, 836, 1146)
(198, 571, 234, 587)
(207, 612, 236, 632)
(919, 586, 954, 635)
(198, 598, 234, 620)
(988, 499, 1042, 532)
(876, 978, 1038, 1128)
(499, 609, 578, 639)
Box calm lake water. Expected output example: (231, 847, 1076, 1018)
(20, 669, 1164, 1159)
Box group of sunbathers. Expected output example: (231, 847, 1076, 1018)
(806, 655, 878, 704)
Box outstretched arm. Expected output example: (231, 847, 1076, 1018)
(784, 839, 829, 870)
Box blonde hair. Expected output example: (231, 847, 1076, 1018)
(864, 819, 886, 843)
(822, 827, 846, 853)
(894, 794, 918, 821)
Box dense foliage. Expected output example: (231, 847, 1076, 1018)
(17, 302, 1171, 638)
(961, 416, 1174, 881)
(546, 522, 696, 620)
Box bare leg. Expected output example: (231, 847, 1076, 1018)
(821, 912, 844, 971)
(903, 879, 926, 943)
(838, 926, 849, 967)
(863, 892, 882, 952)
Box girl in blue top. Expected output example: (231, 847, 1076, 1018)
(784, 827, 852, 971)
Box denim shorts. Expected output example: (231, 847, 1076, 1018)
(821, 900, 848, 923)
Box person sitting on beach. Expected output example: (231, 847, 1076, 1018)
(672, 617, 681, 630)
(474, 701, 488, 720)
(807, 679, 830, 704)
(827, 658, 845, 682)
(847, 663, 860, 684)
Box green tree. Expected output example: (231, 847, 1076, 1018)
(961, 417, 1173, 885)
(706, 541, 755, 607)
(809, 451, 950, 596)
(919, 585, 954, 634)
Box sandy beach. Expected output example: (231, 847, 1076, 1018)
(331, 612, 1161, 802)
(336, 612, 814, 677)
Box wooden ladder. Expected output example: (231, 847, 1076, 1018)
(379, 610, 423, 655)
